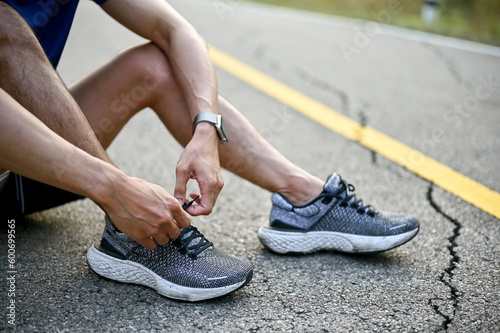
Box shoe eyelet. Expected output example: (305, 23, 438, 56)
(188, 252, 198, 260)
(178, 248, 187, 255)
(339, 202, 348, 208)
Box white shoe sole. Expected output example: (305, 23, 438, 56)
(258, 227, 419, 254)
(86, 245, 248, 302)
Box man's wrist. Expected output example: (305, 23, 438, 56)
(192, 112, 228, 143)
(86, 161, 127, 206)
(192, 122, 220, 145)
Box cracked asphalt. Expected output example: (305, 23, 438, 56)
(1, 0, 499, 332)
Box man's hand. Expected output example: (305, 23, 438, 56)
(98, 173, 191, 250)
(174, 122, 224, 216)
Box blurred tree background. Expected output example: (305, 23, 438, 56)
(249, 0, 500, 45)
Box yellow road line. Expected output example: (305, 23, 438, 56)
(209, 45, 500, 220)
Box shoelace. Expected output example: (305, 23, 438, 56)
(172, 226, 213, 259)
(321, 179, 377, 217)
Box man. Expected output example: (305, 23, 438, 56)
(0, 0, 419, 301)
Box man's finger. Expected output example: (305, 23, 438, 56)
(138, 237, 157, 251)
(174, 166, 190, 202)
(186, 194, 214, 216)
(173, 205, 191, 228)
(189, 193, 202, 204)
(152, 229, 170, 246)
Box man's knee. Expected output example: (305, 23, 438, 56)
(0, 3, 40, 47)
(125, 43, 178, 95)
(0, 2, 47, 84)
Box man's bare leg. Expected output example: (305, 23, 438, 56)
(70, 43, 324, 205)
(0, 3, 111, 164)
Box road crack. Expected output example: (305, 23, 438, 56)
(358, 109, 377, 164)
(422, 44, 464, 86)
(294, 67, 350, 113)
(426, 184, 462, 332)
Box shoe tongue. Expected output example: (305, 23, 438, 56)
(323, 173, 343, 193)
(180, 228, 201, 247)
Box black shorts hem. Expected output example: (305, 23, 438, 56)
(0, 173, 85, 218)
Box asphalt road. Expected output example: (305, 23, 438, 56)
(1, 0, 499, 332)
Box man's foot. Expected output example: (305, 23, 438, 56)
(87, 217, 253, 302)
(258, 173, 419, 254)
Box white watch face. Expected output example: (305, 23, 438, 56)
(215, 115, 228, 142)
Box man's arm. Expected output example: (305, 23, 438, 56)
(0, 2, 190, 249)
(100, 0, 217, 118)
(0, 88, 190, 249)
(100, 0, 224, 215)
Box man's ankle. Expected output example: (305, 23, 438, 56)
(278, 175, 324, 206)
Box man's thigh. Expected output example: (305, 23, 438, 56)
(70, 43, 168, 150)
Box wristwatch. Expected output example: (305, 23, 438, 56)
(192, 112, 229, 143)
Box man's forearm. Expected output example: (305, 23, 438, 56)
(0, 88, 117, 202)
(160, 26, 219, 118)
(101, 0, 219, 119)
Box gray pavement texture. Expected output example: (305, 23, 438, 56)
(1, 0, 499, 332)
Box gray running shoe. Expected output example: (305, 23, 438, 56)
(87, 217, 253, 302)
(258, 173, 419, 254)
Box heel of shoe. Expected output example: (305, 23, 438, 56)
(86, 244, 157, 287)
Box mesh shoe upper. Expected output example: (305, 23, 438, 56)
(269, 173, 419, 236)
(100, 217, 253, 289)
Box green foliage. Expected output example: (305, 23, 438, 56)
(249, 0, 500, 45)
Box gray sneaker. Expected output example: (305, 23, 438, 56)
(258, 173, 419, 254)
(87, 217, 253, 302)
